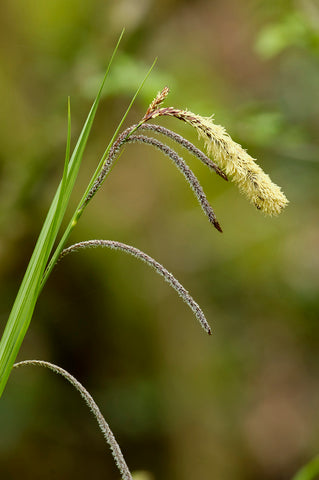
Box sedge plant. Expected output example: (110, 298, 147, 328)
(5, 34, 315, 480)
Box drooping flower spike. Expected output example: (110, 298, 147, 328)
(126, 134, 222, 232)
(14, 360, 133, 480)
(60, 240, 212, 335)
(142, 89, 288, 216)
(82, 122, 223, 232)
(139, 123, 228, 181)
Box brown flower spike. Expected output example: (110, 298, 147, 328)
(143, 86, 170, 118)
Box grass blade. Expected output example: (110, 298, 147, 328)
(292, 457, 319, 480)
(0, 31, 124, 397)
(40, 58, 157, 290)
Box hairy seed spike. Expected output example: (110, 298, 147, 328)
(13, 360, 133, 480)
(127, 134, 222, 232)
(82, 125, 137, 208)
(138, 123, 228, 181)
(60, 240, 212, 335)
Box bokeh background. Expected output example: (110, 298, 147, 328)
(0, 0, 319, 479)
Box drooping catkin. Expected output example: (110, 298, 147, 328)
(143, 104, 288, 216)
(126, 134, 222, 232)
(13, 360, 133, 480)
(60, 240, 212, 334)
(138, 123, 228, 180)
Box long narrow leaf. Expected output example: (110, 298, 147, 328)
(0, 31, 124, 397)
(39, 96, 72, 298)
(292, 457, 319, 480)
(40, 58, 157, 290)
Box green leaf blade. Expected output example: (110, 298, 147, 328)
(0, 31, 124, 398)
(292, 456, 319, 480)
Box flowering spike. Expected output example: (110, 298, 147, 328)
(143, 86, 170, 120)
(139, 123, 228, 181)
(127, 134, 222, 232)
(143, 106, 289, 215)
(14, 360, 133, 480)
(60, 240, 212, 335)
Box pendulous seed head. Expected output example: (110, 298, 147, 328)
(142, 101, 289, 216)
(183, 111, 289, 215)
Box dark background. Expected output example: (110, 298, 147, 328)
(0, 0, 318, 479)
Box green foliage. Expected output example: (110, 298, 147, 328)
(256, 11, 319, 58)
(292, 456, 319, 480)
(81, 52, 172, 103)
(0, 33, 124, 397)
(0, 28, 159, 398)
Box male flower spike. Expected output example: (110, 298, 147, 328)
(143, 92, 288, 216)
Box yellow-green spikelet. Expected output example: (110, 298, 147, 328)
(150, 107, 289, 215)
(187, 113, 288, 215)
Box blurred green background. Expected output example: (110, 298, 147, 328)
(0, 0, 319, 479)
